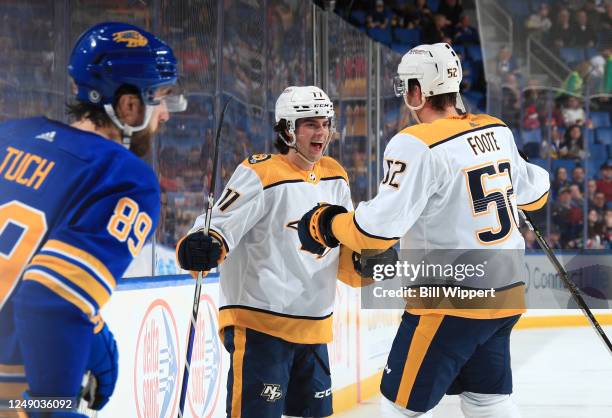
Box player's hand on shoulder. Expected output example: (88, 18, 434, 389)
(176, 231, 223, 272)
(298, 203, 348, 255)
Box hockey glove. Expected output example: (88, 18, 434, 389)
(85, 323, 118, 410)
(176, 231, 223, 271)
(353, 247, 399, 280)
(298, 203, 348, 255)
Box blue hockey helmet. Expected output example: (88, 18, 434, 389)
(68, 22, 182, 110)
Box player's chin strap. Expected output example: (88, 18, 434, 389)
(404, 92, 467, 123)
(282, 123, 333, 165)
(103, 103, 155, 148)
(404, 91, 426, 124)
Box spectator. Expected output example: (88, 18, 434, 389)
(572, 10, 597, 48)
(496, 45, 519, 79)
(592, 191, 607, 216)
(547, 226, 563, 249)
(454, 14, 479, 45)
(602, 2, 612, 31)
(402, 0, 434, 29)
(501, 73, 520, 128)
(422, 13, 452, 44)
(437, 0, 463, 26)
(525, 3, 552, 38)
(569, 183, 585, 208)
(550, 8, 573, 50)
(560, 125, 586, 160)
(552, 166, 571, 196)
(523, 104, 541, 130)
(586, 208, 605, 248)
(571, 165, 586, 190)
(541, 125, 565, 159)
(604, 209, 612, 247)
(587, 178, 598, 204)
(367, 0, 391, 29)
(583, 0, 602, 28)
(553, 187, 580, 247)
(588, 47, 611, 91)
(596, 161, 612, 201)
(561, 96, 587, 126)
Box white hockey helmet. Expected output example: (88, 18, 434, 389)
(274, 85, 336, 140)
(393, 43, 463, 112)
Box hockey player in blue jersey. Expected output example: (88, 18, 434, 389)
(0, 22, 185, 417)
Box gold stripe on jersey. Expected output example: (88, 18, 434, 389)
(407, 283, 526, 319)
(29, 254, 111, 308)
(331, 212, 398, 253)
(394, 315, 444, 407)
(43, 240, 116, 289)
(0, 382, 28, 399)
(242, 154, 349, 189)
(0, 365, 24, 376)
(399, 114, 507, 148)
(22, 270, 95, 315)
(219, 306, 334, 344)
(518, 191, 549, 212)
(231, 327, 246, 418)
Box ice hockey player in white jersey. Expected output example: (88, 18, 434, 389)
(298, 44, 550, 418)
(177, 86, 370, 418)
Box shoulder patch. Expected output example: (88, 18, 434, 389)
(248, 154, 272, 164)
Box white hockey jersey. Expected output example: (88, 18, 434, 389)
(190, 154, 355, 344)
(330, 114, 550, 319)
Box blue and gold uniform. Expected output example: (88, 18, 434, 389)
(0, 117, 159, 402)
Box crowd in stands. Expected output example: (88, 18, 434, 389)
(336, 0, 486, 111)
(496, 0, 612, 249)
(2, 0, 610, 252)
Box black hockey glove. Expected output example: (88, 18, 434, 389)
(176, 231, 223, 271)
(298, 203, 348, 255)
(353, 247, 399, 279)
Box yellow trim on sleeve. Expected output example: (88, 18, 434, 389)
(0, 365, 24, 376)
(331, 212, 398, 253)
(336, 245, 373, 288)
(44, 240, 116, 289)
(29, 254, 110, 308)
(0, 382, 28, 399)
(518, 191, 549, 212)
(23, 270, 94, 315)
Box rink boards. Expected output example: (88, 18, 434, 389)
(99, 251, 612, 417)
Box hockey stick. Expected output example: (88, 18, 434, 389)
(178, 97, 232, 417)
(519, 209, 612, 356)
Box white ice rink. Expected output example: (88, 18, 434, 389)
(336, 325, 612, 418)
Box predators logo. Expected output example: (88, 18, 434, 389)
(248, 154, 271, 164)
(112, 30, 148, 48)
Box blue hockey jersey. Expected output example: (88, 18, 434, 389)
(0, 117, 160, 316)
